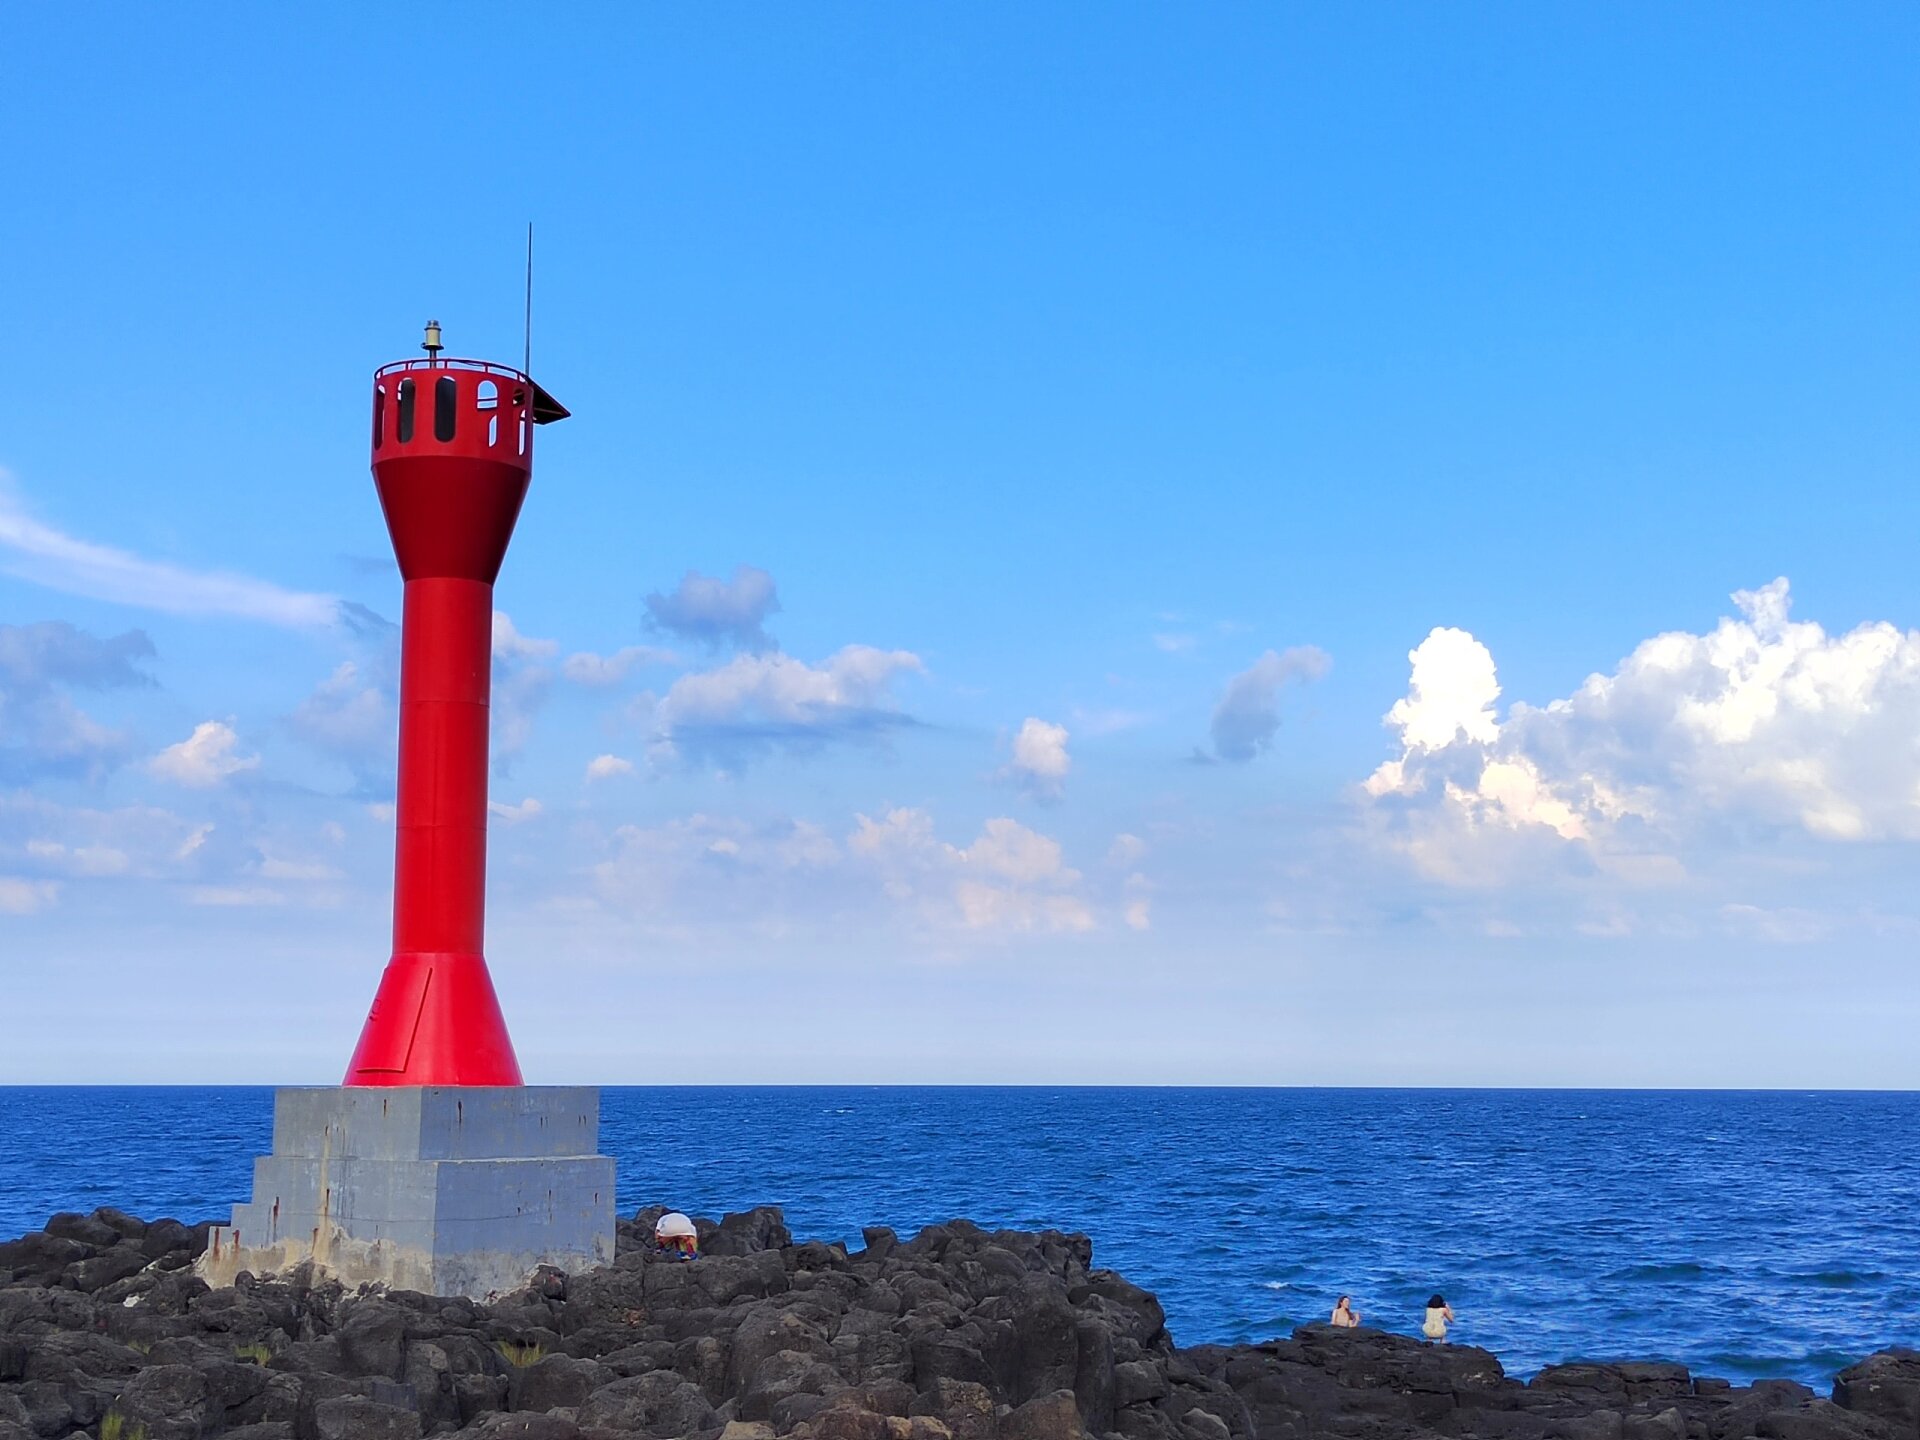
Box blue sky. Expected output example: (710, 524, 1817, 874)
(2, 5, 1917, 1084)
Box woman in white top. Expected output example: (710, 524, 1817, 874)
(1330, 1296, 1361, 1328)
(1422, 1294, 1454, 1342)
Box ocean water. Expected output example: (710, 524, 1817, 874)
(1, 1087, 1914, 1388)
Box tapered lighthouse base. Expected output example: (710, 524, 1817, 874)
(345, 953, 524, 1086)
(200, 1087, 615, 1300)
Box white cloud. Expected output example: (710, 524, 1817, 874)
(1153, 633, 1197, 654)
(0, 478, 342, 627)
(645, 565, 781, 652)
(1123, 897, 1152, 931)
(651, 645, 924, 768)
(586, 813, 846, 917)
(0, 876, 58, 914)
(150, 721, 259, 788)
(1107, 833, 1148, 867)
(1209, 646, 1332, 761)
(587, 748, 633, 783)
(490, 797, 543, 825)
(1362, 579, 1920, 887)
(492, 611, 558, 663)
(849, 809, 1096, 935)
(1381, 626, 1501, 753)
(1003, 717, 1071, 801)
(2, 795, 206, 882)
(585, 754, 635, 782)
(26, 839, 130, 876)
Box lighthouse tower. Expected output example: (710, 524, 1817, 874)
(344, 329, 569, 1086)
(203, 328, 616, 1298)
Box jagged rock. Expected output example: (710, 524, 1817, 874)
(45, 1211, 122, 1249)
(709, 1208, 796, 1258)
(112, 1362, 213, 1440)
(0, 1207, 1909, 1440)
(1002, 1389, 1088, 1440)
(742, 1348, 843, 1420)
(510, 1351, 610, 1412)
(68, 1242, 152, 1293)
(1754, 1398, 1901, 1440)
(0, 1391, 31, 1434)
(1835, 1350, 1920, 1432)
(912, 1376, 999, 1440)
(314, 1394, 424, 1440)
(1534, 1363, 1692, 1404)
(334, 1295, 413, 1378)
(1117, 1360, 1170, 1407)
(457, 1413, 585, 1439)
(730, 1303, 836, 1392)
(576, 1369, 722, 1436)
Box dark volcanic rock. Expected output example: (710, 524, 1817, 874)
(314, 1393, 424, 1440)
(576, 1369, 722, 1435)
(1, 1205, 1911, 1440)
(1835, 1350, 1920, 1432)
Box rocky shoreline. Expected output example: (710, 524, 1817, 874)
(2, 1206, 1914, 1440)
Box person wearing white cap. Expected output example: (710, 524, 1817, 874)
(654, 1211, 699, 1261)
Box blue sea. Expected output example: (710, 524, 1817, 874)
(1, 1088, 1914, 1388)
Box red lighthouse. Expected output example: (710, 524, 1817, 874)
(343, 324, 569, 1087)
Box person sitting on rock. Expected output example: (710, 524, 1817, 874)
(654, 1211, 700, 1260)
(1330, 1295, 1361, 1328)
(1422, 1294, 1455, 1343)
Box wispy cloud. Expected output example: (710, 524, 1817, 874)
(0, 477, 342, 628)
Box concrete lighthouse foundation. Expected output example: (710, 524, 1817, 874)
(203, 1086, 615, 1299)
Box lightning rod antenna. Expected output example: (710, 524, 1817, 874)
(523, 222, 534, 379)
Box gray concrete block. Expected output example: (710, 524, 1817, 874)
(201, 1087, 616, 1299)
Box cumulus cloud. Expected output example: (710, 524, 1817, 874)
(849, 809, 1096, 935)
(1382, 627, 1500, 751)
(651, 645, 924, 769)
(1363, 579, 1920, 887)
(0, 479, 343, 627)
(492, 612, 558, 663)
(490, 797, 543, 825)
(0, 620, 154, 779)
(644, 565, 781, 652)
(1208, 646, 1332, 761)
(585, 754, 635, 783)
(1002, 718, 1071, 801)
(150, 721, 259, 788)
